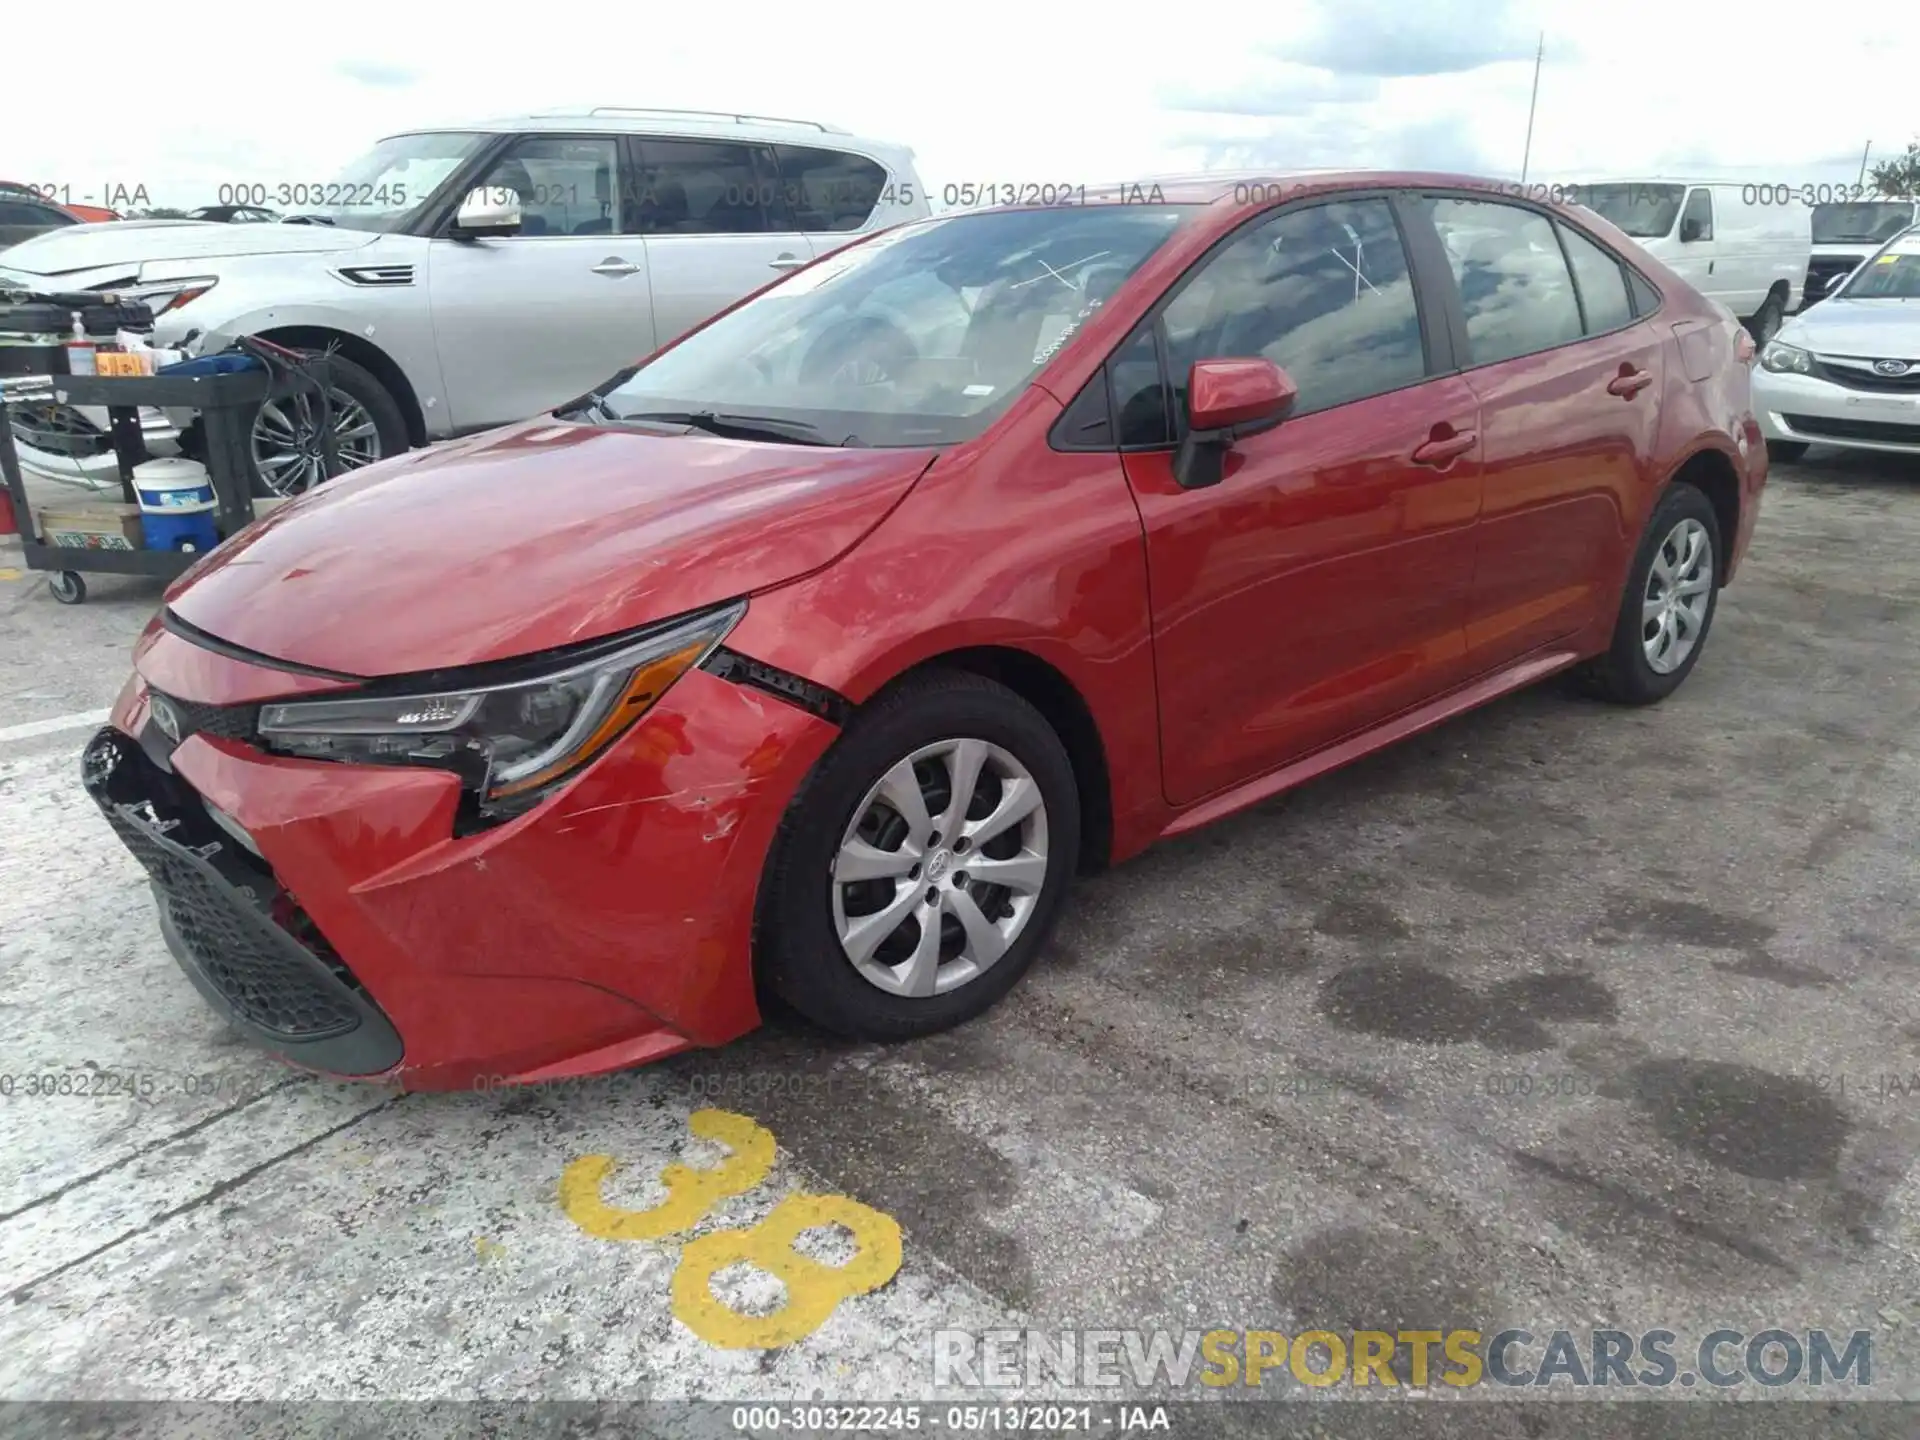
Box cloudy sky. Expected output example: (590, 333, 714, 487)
(3, 0, 1912, 210)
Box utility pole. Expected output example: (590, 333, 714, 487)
(1520, 32, 1545, 186)
(1858, 140, 1872, 187)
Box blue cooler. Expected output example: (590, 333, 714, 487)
(133, 457, 220, 551)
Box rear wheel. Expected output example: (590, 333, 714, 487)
(1766, 439, 1809, 464)
(758, 671, 1079, 1041)
(1577, 482, 1722, 706)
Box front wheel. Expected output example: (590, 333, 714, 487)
(246, 352, 408, 498)
(758, 670, 1080, 1041)
(1576, 482, 1722, 706)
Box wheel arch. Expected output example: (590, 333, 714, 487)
(864, 644, 1115, 876)
(251, 324, 428, 447)
(1664, 444, 1742, 583)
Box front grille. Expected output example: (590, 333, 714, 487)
(104, 805, 364, 1038)
(81, 728, 402, 1070)
(150, 690, 258, 743)
(1810, 359, 1920, 394)
(1782, 414, 1920, 445)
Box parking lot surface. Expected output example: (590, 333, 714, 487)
(4, 453, 1920, 1435)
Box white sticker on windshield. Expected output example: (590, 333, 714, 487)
(963, 383, 996, 397)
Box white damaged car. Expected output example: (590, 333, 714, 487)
(1756, 225, 1920, 461)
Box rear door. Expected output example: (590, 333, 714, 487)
(1117, 193, 1484, 805)
(1410, 194, 1667, 674)
(631, 137, 818, 347)
(426, 133, 655, 431)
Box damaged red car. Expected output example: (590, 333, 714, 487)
(84, 171, 1767, 1089)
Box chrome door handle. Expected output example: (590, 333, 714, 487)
(769, 254, 805, 271)
(592, 258, 641, 277)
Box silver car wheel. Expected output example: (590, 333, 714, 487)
(252, 387, 382, 496)
(830, 738, 1049, 998)
(1642, 517, 1713, 674)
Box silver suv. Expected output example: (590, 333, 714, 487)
(0, 108, 928, 493)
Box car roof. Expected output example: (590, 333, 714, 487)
(391, 108, 915, 162)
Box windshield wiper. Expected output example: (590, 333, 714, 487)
(281, 214, 337, 226)
(620, 409, 852, 447)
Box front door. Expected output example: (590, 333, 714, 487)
(629, 137, 818, 348)
(1413, 195, 1667, 672)
(1118, 195, 1484, 806)
(426, 134, 656, 432)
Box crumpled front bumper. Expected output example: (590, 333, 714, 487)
(93, 623, 839, 1090)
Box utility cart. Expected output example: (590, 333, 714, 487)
(0, 359, 333, 604)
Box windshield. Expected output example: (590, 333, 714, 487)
(1578, 184, 1685, 238)
(1839, 249, 1920, 300)
(597, 205, 1194, 447)
(280, 131, 488, 232)
(1812, 201, 1915, 245)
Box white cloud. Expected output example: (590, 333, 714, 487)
(2, 0, 1912, 209)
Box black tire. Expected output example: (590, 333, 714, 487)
(757, 670, 1080, 1041)
(1766, 439, 1809, 464)
(243, 352, 408, 498)
(1576, 482, 1723, 706)
(1746, 291, 1786, 346)
(48, 570, 85, 604)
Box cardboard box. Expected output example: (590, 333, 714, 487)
(36, 501, 144, 551)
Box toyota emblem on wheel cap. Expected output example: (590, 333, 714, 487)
(1873, 359, 1911, 376)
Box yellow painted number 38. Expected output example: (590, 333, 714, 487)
(558, 1108, 902, 1349)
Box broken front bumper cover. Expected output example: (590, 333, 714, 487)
(81, 725, 404, 1076)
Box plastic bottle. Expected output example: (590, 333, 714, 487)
(65, 312, 97, 377)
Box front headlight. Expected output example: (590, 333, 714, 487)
(257, 601, 744, 820)
(122, 276, 220, 317)
(1760, 341, 1813, 375)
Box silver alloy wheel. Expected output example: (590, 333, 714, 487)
(1642, 517, 1713, 674)
(830, 738, 1049, 998)
(252, 387, 382, 496)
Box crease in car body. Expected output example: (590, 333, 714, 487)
(84, 171, 1768, 1088)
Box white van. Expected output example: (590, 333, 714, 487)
(1568, 180, 1810, 343)
(1805, 197, 1920, 308)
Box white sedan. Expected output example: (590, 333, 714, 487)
(1755, 226, 1920, 460)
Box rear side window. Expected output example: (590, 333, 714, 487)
(1422, 196, 1583, 366)
(1628, 270, 1662, 316)
(633, 139, 789, 235)
(1556, 223, 1635, 334)
(773, 145, 888, 232)
(1680, 188, 1713, 242)
(1158, 197, 1427, 424)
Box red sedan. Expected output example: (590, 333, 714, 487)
(84, 170, 1767, 1090)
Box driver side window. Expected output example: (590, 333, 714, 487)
(1131, 197, 1427, 442)
(473, 136, 622, 237)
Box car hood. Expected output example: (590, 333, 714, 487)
(0, 220, 373, 279)
(164, 417, 936, 677)
(1780, 300, 1920, 357)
